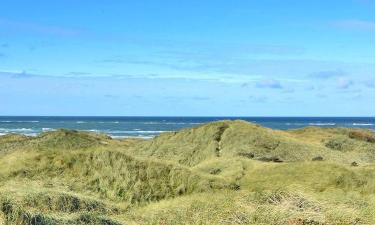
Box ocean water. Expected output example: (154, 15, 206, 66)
(0, 116, 374, 139)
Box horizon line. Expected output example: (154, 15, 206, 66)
(0, 115, 374, 118)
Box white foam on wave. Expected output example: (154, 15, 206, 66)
(308, 123, 336, 126)
(83, 129, 101, 132)
(286, 123, 306, 126)
(353, 123, 374, 126)
(142, 122, 159, 125)
(0, 121, 39, 123)
(136, 130, 168, 133)
(109, 130, 169, 134)
(284, 123, 308, 126)
(78, 121, 121, 124)
(166, 122, 192, 125)
(0, 128, 34, 132)
(42, 128, 55, 132)
(98, 121, 119, 124)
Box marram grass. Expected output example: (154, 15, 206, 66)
(1, 120, 375, 224)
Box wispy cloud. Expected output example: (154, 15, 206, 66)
(66, 72, 92, 76)
(309, 70, 346, 79)
(0, 70, 35, 78)
(333, 19, 375, 31)
(95, 41, 305, 76)
(97, 58, 127, 64)
(256, 79, 283, 89)
(337, 78, 354, 89)
(0, 69, 260, 84)
(0, 18, 82, 36)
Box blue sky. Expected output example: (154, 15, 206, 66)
(0, 0, 375, 116)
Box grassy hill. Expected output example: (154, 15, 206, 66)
(1, 120, 375, 224)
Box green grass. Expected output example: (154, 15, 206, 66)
(1, 120, 375, 224)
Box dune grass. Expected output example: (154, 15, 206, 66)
(1, 120, 375, 224)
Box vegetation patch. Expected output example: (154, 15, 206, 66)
(349, 130, 375, 143)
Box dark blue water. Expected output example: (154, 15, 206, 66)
(0, 117, 374, 139)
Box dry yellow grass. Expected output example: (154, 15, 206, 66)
(1, 120, 375, 224)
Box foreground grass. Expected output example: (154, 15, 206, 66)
(1, 121, 375, 224)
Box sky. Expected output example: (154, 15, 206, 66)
(0, 0, 375, 116)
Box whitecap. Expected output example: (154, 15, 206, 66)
(0, 121, 39, 123)
(98, 121, 120, 124)
(135, 130, 168, 134)
(109, 130, 169, 134)
(42, 128, 55, 132)
(142, 122, 159, 124)
(308, 123, 336, 126)
(0, 128, 33, 132)
(353, 123, 374, 126)
(83, 129, 100, 132)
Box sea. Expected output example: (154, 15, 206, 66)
(0, 116, 374, 139)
